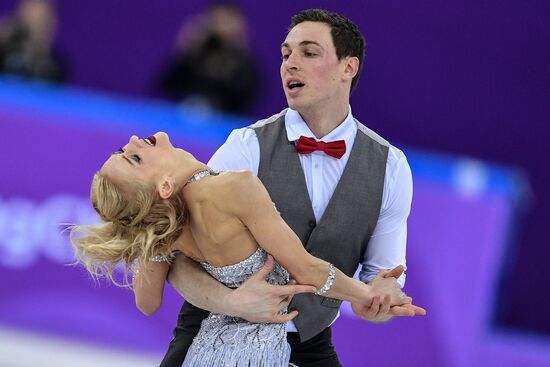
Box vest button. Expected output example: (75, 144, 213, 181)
(308, 220, 316, 228)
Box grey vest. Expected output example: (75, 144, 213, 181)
(252, 110, 390, 342)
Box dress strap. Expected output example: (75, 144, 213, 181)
(185, 169, 219, 186)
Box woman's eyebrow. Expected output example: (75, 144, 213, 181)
(109, 151, 134, 166)
(121, 155, 135, 166)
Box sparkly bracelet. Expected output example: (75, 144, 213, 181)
(315, 263, 336, 296)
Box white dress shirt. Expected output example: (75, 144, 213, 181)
(208, 107, 412, 330)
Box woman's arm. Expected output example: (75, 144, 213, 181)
(133, 260, 169, 315)
(228, 172, 406, 306)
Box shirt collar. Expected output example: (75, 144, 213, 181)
(284, 106, 357, 143)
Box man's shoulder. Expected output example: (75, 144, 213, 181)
(222, 109, 287, 145)
(352, 117, 408, 166)
(248, 109, 288, 129)
(353, 118, 390, 148)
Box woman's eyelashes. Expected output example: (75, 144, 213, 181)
(113, 148, 141, 164)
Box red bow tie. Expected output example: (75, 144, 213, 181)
(295, 136, 346, 159)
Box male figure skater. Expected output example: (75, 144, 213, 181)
(161, 9, 423, 367)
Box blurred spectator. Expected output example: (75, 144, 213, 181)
(0, 0, 67, 82)
(158, 3, 259, 114)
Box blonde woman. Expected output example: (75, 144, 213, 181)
(72, 132, 424, 367)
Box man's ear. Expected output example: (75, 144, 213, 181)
(158, 176, 175, 199)
(342, 56, 360, 81)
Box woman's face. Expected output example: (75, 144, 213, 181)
(100, 132, 187, 191)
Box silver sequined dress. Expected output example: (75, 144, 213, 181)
(182, 247, 291, 367)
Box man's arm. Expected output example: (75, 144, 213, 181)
(358, 148, 412, 287)
(167, 252, 316, 322)
(352, 148, 426, 321)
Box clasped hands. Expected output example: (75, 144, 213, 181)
(224, 255, 425, 324)
(352, 265, 426, 323)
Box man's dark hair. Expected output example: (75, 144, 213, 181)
(289, 9, 365, 93)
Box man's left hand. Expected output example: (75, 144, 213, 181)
(351, 296, 426, 323)
(352, 266, 427, 323)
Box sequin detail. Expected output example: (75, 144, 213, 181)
(185, 169, 219, 186)
(183, 248, 292, 367)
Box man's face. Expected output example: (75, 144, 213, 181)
(280, 21, 348, 113)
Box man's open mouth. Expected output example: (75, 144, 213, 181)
(288, 81, 305, 90)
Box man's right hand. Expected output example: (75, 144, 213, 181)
(224, 254, 317, 323)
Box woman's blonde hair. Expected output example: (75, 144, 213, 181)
(71, 173, 187, 286)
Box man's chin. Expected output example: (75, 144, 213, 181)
(286, 98, 306, 111)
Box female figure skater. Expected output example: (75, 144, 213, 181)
(72, 132, 421, 366)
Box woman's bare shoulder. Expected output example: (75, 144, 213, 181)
(211, 171, 265, 210)
(217, 170, 260, 189)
